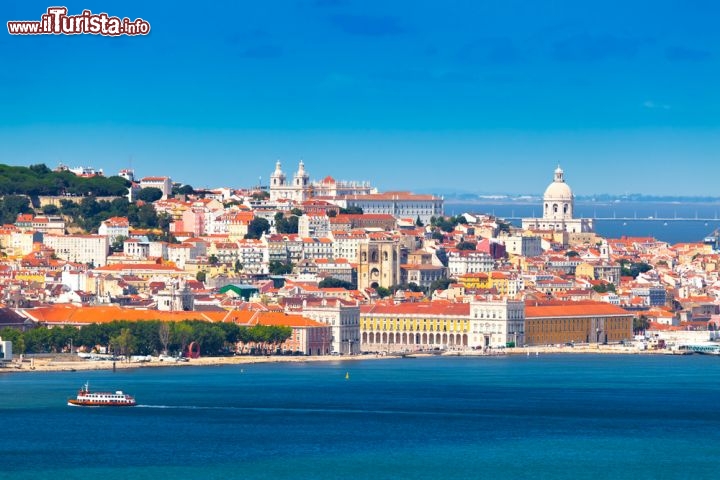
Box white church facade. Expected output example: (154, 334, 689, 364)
(522, 166, 593, 233)
(268, 160, 376, 203)
(269, 160, 311, 202)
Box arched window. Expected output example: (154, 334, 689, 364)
(563, 204, 568, 214)
(371, 251, 378, 262)
(553, 204, 558, 213)
(383, 251, 388, 261)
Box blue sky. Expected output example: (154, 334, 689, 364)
(1, 0, 719, 195)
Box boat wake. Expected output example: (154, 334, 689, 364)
(136, 404, 499, 418)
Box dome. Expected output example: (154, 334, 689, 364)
(544, 165, 573, 200)
(544, 181, 573, 200)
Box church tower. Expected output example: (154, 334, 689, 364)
(293, 160, 311, 201)
(269, 160, 287, 201)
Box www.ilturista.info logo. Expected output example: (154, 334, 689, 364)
(7, 7, 151, 36)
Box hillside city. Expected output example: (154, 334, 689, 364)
(1, 160, 719, 362)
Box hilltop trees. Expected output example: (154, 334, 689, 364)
(0, 163, 129, 196)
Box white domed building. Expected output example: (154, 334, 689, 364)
(522, 166, 593, 233)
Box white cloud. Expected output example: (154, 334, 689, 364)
(643, 100, 671, 110)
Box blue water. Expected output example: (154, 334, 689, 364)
(1, 355, 719, 479)
(446, 201, 720, 244)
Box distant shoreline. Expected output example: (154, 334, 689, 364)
(0, 346, 686, 374)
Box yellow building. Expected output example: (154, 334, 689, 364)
(458, 271, 513, 294)
(525, 301, 633, 346)
(458, 273, 491, 290)
(360, 298, 526, 351)
(361, 301, 471, 352)
(575, 262, 595, 279)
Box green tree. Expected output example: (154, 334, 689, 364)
(429, 278, 454, 294)
(566, 250, 580, 257)
(41, 204, 60, 215)
(158, 322, 171, 354)
(456, 241, 477, 251)
(172, 323, 193, 355)
(415, 216, 424, 227)
(592, 283, 616, 293)
(633, 315, 650, 334)
(136, 187, 164, 203)
(110, 328, 136, 360)
(110, 235, 128, 253)
(196, 271, 207, 282)
(290, 208, 303, 217)
(245, 218, 270, 239)
(318, 277, 356, 290)
(375, 286, 391, 298)
(269, 261, 293, 275)
(339, 206, 363, 214)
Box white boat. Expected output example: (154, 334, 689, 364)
(67, 382, 136, 407)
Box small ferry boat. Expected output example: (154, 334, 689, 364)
(67, 382, 136, 407)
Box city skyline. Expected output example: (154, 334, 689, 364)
(2, 0, 719, 195)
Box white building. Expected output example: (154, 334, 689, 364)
(469, 297, 525, 348)
(1, 337, 13, 363)
(140, 176, 173, 199)
(447, 250, 495, 275)
(298, 213, 330, 238)
(269, 160, 311, 202)
(43, 234, 109, 267)
(98, 217, 130, 245)
(329, 231, 366, 263)
(343, 192, 443, 225)
(522, 166, 594, 233)
(504, 235, 543, 257)
(289, 298, 361, 355)
(237, 239, 268, 274)
(302, 238, 334, 261)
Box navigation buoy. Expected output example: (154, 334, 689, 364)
(345, 372, 349, 380)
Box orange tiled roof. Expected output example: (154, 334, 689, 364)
(21, 305, 230, 324)
(525, 301, 631, 318)
(362, 301, 470, 316)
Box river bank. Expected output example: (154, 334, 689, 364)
(0, 344, 684, 374)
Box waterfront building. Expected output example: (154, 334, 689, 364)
(359, 297, 525, 352)
(522, 166, 594, 234)
(286, 297, 361, 355)
(249, 312, 333, 356)
(524, 301, 633, 346)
